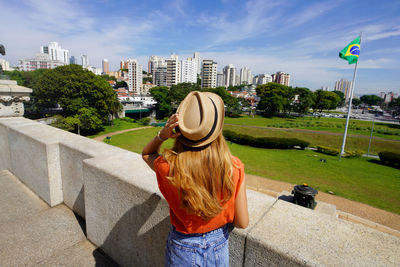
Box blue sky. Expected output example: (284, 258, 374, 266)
(1, 0, 399, 95)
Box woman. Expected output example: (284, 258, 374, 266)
(142, 91, 249, 266)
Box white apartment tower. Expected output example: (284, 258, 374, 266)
(81, 55, 89, 67)
(216, 72, 224, 87)
(166, 54, 181, 86)
(335, 79, 352, 103)
(181, 57, 197, 83)
(148, 56, 166, 74)
(193, 52, 201, 75)
(240, 67, 252, 85)
(201, 60, 218, 88)
(40, 42, 70, 64)
(223, 64, 236, 87)
(127, 59, 143, 93)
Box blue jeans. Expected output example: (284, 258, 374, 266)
(165, 225, 230, 267)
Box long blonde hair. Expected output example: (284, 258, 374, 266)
(163, 133, 234, 220)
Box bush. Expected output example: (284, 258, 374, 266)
(223, 130, 309, 150)
(138, 117, 151, 125)
(121, 117, 136, 123)
(379, 151, 400, 168)
(344, 150, 364, 158)
(316, 146, 340, 156)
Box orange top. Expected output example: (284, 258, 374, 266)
(154, 155, 244, 234)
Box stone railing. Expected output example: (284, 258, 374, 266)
(0, 117, 399, 266)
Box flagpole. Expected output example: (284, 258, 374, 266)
(339, 33, 362, 160)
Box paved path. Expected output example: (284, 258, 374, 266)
(0, 170, 115, 266)
(93, 126, 152, 141)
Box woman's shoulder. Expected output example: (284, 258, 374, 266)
(154, 156, 170, 174)
(231, 155, 244, 169)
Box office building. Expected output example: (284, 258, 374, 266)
(201, 60, 217, 88)
(223, 64, 236, 87)
(69, 56, 78, 65)
(102, 59, 109, 74)
(334, 79, 352, 103)
(127, 59, 143, 93)
(181, 57, 197, 83)
(81, 55, 89, 67)
(40, 42, 69, 64)
(19, 53, 65, 71)
(166, 54, 181, 86)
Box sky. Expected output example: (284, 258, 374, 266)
(1, 0, 399, 95)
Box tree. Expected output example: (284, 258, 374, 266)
(312, 90, 340, 112)
(109, 98, 123, 127)
(116, 80, 128, 88)
(256, 83, 292, 116)
(170, 83, 201, 110)
(360, 95, 383, 106)
(150, 86, 171, 119)
(389, 97, 400, 120)
(292, 87, 314, 115)
(333, 90, 345, 107)
(351, 98, 361, 108)
(203, 87, 241, 116)
(33, 64, 117, 127)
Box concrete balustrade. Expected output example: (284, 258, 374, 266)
(0, 117, 399, 266)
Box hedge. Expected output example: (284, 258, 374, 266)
(379, 151, 400, 168)
(223, 130, 309, 149)
(316, 146, 340, 156)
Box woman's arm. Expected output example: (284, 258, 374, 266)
(142, 113, 180, 171)
(234, 175, 249, 228)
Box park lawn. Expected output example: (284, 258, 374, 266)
(223, 125, 400, 155)
(106, 127, 400, 214)
(224, 115, 400, 141)
(87, 118, 142, 138)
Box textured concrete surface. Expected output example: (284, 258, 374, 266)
(60, 137, 129, 218)
(84, 152, 170, 267)
(230, 189, 277, 267)
(245, 200, 400, 266)
(0, 170, 49, 223)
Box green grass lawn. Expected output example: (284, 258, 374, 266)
(224, 115, 400, 141)
(105, 127, 400, 214)
(87, 118, 142, 138)
(224, 125, 400, 155)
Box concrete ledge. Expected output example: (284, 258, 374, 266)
(6, 122, 79, 206)
(59, 137, 132, 218)
(83, 152, 170, 266)
(244, 200, 400, 266)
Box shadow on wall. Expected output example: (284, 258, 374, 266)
(93, 193, 171, 266)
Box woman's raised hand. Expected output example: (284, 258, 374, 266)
(159, 113, 181, 140)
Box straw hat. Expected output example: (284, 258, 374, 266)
(177, 91, 225, 147)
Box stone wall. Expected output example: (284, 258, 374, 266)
(0, 117, 399, 266)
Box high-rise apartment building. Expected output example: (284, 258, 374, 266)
(102, 59, 109, 74)
(166, 54, 181, 86)
(127, 59, 143, 93)
(334, 79, 352, 103)
(120, 60, 129, 70)
(216, 72, 224, 87)
(273, 72, 290, 86)
(223, 64, 236, 87)
(154, 67, 167, 87)
(148, 56, 166, 73)
(69, 56, 78, 65)
(19, 53, 65, 71)
(256, 74, 272, 85)
(81, 55, 89, 67)
(181, 57, 197, 83)
(40, 42, 69, 64)
(240, 67, 252, 85)
(201, 60, 217, 88)
(193, 52, 201, 75)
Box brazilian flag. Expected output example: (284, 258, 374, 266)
(339, 36, 361, 64)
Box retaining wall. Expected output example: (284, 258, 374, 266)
(0, 117, 399, 266)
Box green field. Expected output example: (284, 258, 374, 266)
(225, 115, 400, 141)
(105, 127, 400, 214)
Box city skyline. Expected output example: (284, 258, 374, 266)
(0, 0, 399, 95)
